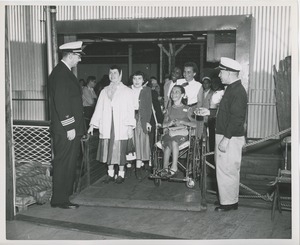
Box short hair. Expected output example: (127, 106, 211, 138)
(109, 65, 122, 74)
(171, 85, 187, 105)
(132, 70, 145, 80)
(87, 76, 96, 83)
(150, 76, 157, 81)
(184, 62, 199, 74)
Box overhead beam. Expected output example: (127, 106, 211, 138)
(56, 15, 250, 34)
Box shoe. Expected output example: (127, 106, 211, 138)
(214, 203, 238, 212)
(214, 200, 220, 206)
(115, 175, 124, 184)
(144, 162, 151, 172)
(136, 168, 143, 182)
(51, 202, 79, 209)
(159, 169, 169, 179)
(166, 169, 178, 178)
(102, 175, 114, 184)
(125, 167, 132, 178)
(51, 203, 62, 208)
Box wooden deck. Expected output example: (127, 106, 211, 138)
(7, 170, 293, 242)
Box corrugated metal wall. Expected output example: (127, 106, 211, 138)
(8, 4, 292, 138)
(8, 5, 48, 121)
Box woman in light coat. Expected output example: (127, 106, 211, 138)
(88, 65, 135, 184)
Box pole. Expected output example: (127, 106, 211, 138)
(5, 5, 15, 220)
(45, 6, 53, 76)
(50, 6, 58, 67)
(128, 44, 133, 82)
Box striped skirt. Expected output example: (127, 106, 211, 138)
(96, 115, 127, 166)
(134, 118, 151, 161)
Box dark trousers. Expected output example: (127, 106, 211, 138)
(208, 117, 216, 153)
(84, 106, 95, 129)
(50, 134, 81, 205)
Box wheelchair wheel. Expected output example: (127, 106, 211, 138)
(192, 138, 201, 180)
(154, 178, 161, 187)
(186, 178, 195, 189)
(199, 137, 207, 208)
(152, 148, 162, 187)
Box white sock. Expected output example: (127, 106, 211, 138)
(108, 169, 114, 177)
(118, 170, 125, 178)
(136, 160, 142, 168)
(127, 163, 132, 168)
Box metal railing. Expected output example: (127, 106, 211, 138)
(13, 120, 52, 165)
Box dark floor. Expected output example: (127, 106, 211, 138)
(5, 167, 293, 243)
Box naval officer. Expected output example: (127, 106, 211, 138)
(48, 41, 85, 209)
(214, 57, 248, 211)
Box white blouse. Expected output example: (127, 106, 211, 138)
(131, 85, 142, 110)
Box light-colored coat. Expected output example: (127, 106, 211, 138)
(90, 83, 136, 140)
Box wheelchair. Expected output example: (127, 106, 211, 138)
(149, 121, 207, 190)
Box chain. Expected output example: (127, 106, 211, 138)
(203, 127, 291, 157)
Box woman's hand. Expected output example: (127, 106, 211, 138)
(87, 125, 94, 135)
(168, 120, 176, 127)
(146, 123, 152, 132)
(174, 119, 185, 127)
(127, 127, 134, 138)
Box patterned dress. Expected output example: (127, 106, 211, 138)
(162, 104, 191, 149)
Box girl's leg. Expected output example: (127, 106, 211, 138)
(170, 141, 179, 172)
(118, 165, 125, 178)
(103, 164, 115, 183)
(163, 146, 171, 170)
(136, 160, 142, 168)
(136, 159, 143, 181)
(108, 165, 115, 177)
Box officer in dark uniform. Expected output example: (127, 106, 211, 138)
(48, 41, 85, 209)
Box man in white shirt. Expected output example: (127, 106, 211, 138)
(176, 62, 202, 106)
(163, 67, 182, 109)
(82, 76, 97, 127)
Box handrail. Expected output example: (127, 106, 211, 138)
(13, 120, 50, 127)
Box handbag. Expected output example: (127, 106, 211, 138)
(126, 137, 135, 154)
(168, 126, 188, 137)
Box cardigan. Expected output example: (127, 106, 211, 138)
(132, 86, 152, 134)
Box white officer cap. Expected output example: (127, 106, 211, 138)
(217, 57, 242, 72)
(201, 76, 211, 82)
(59, 41, 85, 55)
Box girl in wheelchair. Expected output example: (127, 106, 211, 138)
(160, 85, 196, 178)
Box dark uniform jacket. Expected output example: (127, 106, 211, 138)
(48, 61, 85, 136)
(216, 80, 247, 139)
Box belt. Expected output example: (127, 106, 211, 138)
(189, 103, 197, 107)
